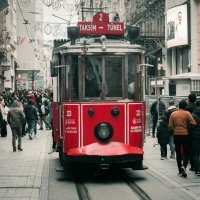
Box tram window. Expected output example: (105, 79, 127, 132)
(128, 54, 137, 99)
(71, 56, 79, 100)
(85, 57, 102, 97)
(105, 57, 122, 97)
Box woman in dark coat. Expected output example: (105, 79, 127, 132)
(191, 100, 200, 176)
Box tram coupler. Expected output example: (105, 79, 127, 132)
(100, 163, 110, 170)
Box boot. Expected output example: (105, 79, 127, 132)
(18, 145, 23, 151)
(13, 147, 16, 152)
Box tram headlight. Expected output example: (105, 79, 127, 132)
(111, 107, 120, 117)
(94, 122, 113, 142)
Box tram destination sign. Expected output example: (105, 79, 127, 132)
(78, 12, 124, 35)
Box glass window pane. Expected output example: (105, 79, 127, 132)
(128, 54, 137, 99)
(85, 57, 102, 97)
(105, 57, 122, 97)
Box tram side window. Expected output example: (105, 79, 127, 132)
(71, 56, 79, 100)
(85, 57, 102, 97)
(128, 55, 136, 99)
(105, 57, 122, 97)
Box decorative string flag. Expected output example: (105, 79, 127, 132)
(15, 36, 38, 45)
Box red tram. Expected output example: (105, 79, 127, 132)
(51, 12, 147, 170)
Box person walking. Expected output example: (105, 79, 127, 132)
(24, 99, 38, 140)
(190, 100, 200, 176)
(38, 93, 51, 130)
(0, 101, 9, 137)
(168, 100, 196, 177)
(7, 100, 26, 152)
(150, 97, 166, 138)
(186, 93, 197, 171)
(156, 115, 170, 160)
(165, 99, 177, 159)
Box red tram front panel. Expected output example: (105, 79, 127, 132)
(63, 104, 80, 153)
(127, 103, 145, 148)
(62, 102, 145, 155)
(81, 103, 126, 146)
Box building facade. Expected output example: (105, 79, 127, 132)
(0, 0, 17, 92)
(165, 0, 200, 96)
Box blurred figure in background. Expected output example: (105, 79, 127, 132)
(157, 115, 170, 160)
(165, 99, 177, 159)
(190, 100, 200, 176)
(0, 98, 9, 137)
(24, 99, 38, 140)
(169, 100, 196, 178)
(7, 100, 26, 152)
(186, 93, 197, 171)
(150, 97, 166, 138)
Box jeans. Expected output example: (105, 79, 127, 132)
(39, 115, 51, 129)
(174, 135, 190, 172)
(152, 116, 158, 136)
(193, 154, 200, 172)
(11, 126, 22, 148)
(27, 120, 36, 136)
(160, 144, 167, 158)
(169, 135, 175, 153)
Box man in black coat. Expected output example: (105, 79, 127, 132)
(150, 97, 166, 138)
(24, 99, 38, 140)
(191, 100, 200, 176)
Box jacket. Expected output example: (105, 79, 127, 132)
(191, 106, 200, 153)
(157, 118, 170, 144)
(168, 108, 196, 135)
(7, 100, 25, 128)
(150, 100, 166, 118)
(24, 104, 38, 121)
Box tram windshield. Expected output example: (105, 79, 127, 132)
(85, 56, 123, 98)
(71, 54, 140, 101)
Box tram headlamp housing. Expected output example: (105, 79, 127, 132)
(111, 107, 120, 117)
(94, 122, 113, 142)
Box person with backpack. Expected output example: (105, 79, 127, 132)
(157, 115, 170, 160)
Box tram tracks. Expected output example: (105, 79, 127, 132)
(73, 169, 151, 200)
(75, 178, 92, 200)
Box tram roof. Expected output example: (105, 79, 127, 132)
(54, 37, 146, 55)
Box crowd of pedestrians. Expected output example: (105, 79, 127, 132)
(0, 89, 54, 152)
(150, 94, 200, 178)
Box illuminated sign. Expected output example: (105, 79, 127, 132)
(78, 12, 124, 35)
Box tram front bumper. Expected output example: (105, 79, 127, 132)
(65, 142, 145, 168)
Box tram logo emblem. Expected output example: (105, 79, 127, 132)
(66, 110, 72, 117)
(136, 110, 141, 116)
(132, 118, 136, 124)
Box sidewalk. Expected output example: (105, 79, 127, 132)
(0, 126, 52, 200)
(144, 136, 200, 200)
(0, 127, 199, 200)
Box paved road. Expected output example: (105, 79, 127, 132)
(0, 126, 199, 200)
(0, 126, 51, 200)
